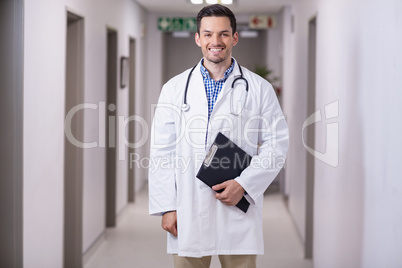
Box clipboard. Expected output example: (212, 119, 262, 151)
(196, 132, 252, 213)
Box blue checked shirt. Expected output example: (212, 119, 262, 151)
(200, 59, 235, 120)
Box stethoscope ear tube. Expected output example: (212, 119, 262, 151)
(231, 76, 249, 92)
(231, 62, 248, 92)
(182, 62, 248, 113)
(182, 64, 198, 111)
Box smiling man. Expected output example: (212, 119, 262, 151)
(195, 14, 238, 72)
(149, 4, 289, 268)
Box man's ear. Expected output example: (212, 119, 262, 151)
(232, 32, 239, 46)
(195, 33, 201, 47)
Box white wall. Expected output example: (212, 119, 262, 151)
(23, 0, 147, 266)
(282, 0, 402, 266)
(266, 10, 283, 91)
(282, 0, 316, 245)
(146, 13, 165, 113)
(281, 5, 294, 195)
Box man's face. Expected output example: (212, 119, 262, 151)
(195, 16, 238, 66)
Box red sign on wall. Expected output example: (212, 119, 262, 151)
(249, 15, 276, 29)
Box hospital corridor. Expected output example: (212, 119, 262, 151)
(1, 0, 401, 267)
(83, 187, 312, 268)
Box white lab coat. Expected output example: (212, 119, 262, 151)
(149, 59, 289, 258)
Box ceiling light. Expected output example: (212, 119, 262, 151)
(189, 0, 234, 5)
(172, 31, 191, 38)
(239, 30, 258, 38)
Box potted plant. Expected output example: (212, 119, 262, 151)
(254, 65, 281, 96)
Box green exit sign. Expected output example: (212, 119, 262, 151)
(158, 17, 197, 32)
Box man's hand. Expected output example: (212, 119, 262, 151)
(213, 180, 245, 206)
(161, 211, 177, 237)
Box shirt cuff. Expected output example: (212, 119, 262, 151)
(162, 210, 175, 215)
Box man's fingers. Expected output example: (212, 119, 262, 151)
(214, 180, 245, 206)
(212, 181, 227, 191)
(163, 224, 178, 237)
(215, 190, 233, 205)
(162, 224, 177, 236)
(214, 189, 227, 200)
(171, 226, 178, 237)
(161, 211, 178, 237)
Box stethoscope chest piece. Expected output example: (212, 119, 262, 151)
(181, 103, 190, 112)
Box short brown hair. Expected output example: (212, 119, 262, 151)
(196, 4, 237, 35)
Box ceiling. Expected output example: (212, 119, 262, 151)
(135, 0, 297, 15)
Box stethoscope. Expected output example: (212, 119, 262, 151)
(181, 63, 249, 116)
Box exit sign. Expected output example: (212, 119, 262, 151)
(158, 17, 197, 32)
(249, 15, 276, 29)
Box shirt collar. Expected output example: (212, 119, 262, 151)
(200, 58, 235, 82)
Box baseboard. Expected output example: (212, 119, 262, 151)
(83, 231, 106, 266)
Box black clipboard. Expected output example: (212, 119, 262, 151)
(196, 132, 252, 213)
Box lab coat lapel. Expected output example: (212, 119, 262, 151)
(183, 63, 209, 150)
(188, 63, 208, 114)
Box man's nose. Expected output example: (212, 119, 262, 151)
(211, 34, 221, 45)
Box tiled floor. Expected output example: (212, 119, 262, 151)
(84, 186, 313, 268)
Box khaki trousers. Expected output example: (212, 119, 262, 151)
(173, 254, 257, 268)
